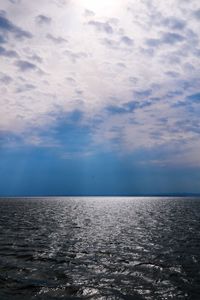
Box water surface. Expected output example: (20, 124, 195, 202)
(0, 197, 200, 299)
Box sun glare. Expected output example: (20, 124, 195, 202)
(79, 0, 122, 15)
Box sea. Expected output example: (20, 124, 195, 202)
(0, 197, 200, 300)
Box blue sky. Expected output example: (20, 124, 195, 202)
(0, 0, 200, 195)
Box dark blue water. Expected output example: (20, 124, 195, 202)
(0, 197, 200, 299)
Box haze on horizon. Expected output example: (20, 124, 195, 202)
(0, 0, 200, 196)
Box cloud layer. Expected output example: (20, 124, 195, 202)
(0, 0, 200, 166)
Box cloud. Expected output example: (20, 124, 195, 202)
(161, 17, 186, 30)
(102, 37, 119, 49)
(146, 32, 185, 48)
(106, 99, 152, 116)
(66, 77, 76, 84)
(16, 83, 36, 93)
(64, 49, 88, 62)
(161, 32, 185, 44)
(120, 36, 134, 46)
(193, 9, 200, 20)
(187, 93, 200, 103)
(15, 60, 38, 71)
(36, 14, 52, 25)
(0, 34, 6, 43)
(46, 33, 68, 44)
(0, 45, 18, 57)
(88, 20, 113, 34)
(84, 9, 95, 17)
(146, 38, 160, 47)
(102, 35, 134, 51)
(0, 72, 12, 84)
(8, 0, 21, 3)
(50, 0, 68, 8)
(165, 71, 180, 78)
(0, 11, 32, 40)
(28, 54, 43, 63)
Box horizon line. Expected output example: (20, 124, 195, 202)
(1, 194, 200, 198)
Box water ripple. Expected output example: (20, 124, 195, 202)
(0, 197, 200, 299)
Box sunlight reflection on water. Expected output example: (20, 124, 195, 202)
(0, 197, 200, 299)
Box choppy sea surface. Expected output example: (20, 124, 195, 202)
(0, 197, 200, 300)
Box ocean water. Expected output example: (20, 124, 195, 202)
(0, 197, 200, 300)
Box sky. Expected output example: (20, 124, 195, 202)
(0, 0, 200, 196)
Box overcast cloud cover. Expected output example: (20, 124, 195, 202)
(0, 0, 200, 195)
